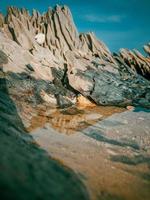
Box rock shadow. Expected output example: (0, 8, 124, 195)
(0, 67, 89, 200)
(83, 128, 140, 150)
(133, 107, 150, 113)
(97, 190, 125, 200)
(110, 155, 150, 166)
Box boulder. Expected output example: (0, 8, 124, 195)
(35, 33, 45, 45)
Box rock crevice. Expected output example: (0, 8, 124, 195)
(0, 5, 150, 107)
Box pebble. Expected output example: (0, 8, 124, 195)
(126, 106, 135, 111)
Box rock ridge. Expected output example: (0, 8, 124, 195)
(0, 5, 150, 108)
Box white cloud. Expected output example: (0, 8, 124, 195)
(83, 14, 125, 23)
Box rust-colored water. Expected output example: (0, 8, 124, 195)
(20, 104, 150, 200)
(27, 105, 125, 134)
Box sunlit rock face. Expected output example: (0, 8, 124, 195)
(0, 5, 150, 200)
(0, 50, 90, 200)
(117, 48, 150, 80)
(0, 5, 150, 108)
(35, 33, 45, 45)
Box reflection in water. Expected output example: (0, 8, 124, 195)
(0, 71, 89, 200)
(28, 103, 150, 200)
(27, 106, 125, 134)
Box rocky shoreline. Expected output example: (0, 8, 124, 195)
(0, 4, 150, 200)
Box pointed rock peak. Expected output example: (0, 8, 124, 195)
(20, 8, 29, 16)
(7, 6, 14, 15)
(61, 5, 70, 13)
(144, 44, 150, 56)
(55, 4, 62, 11)
(0, 13, 4, 27)
(32, 9, 41, 18)
(85, 32, 98, 41)
(47, 7, 52, 13)
(62, 5, 69, 10)
(6, 6, 30, 19)
(133, 49, 144, 57)
(54, 4, 70, 13)
(120, 48, 130, 53)
(45, 7, 52, 19)
(7, 6, 20, 16)
(89, 32, 95, 37)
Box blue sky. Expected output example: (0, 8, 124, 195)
(0, 0, 150, 53)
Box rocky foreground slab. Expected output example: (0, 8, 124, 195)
(31, 108, 150, 200)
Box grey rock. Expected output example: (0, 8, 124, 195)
(0, 13, 4, 27)
(26, 64, 34, 72)
(116, 48, 150, 80)
(0, 50, 8, 65)
(0, 5, 150, 107)
(0, 75, 89, 200)
(56, 94, 73, 108)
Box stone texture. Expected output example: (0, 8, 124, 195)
(0, 5, 150, 108)
(35, 33, 45, 45)
(0, 71, 89, 200)
(0, 13, 4, 28)
(144, 43, 150, 56)
(0, 50, 8, 65)
(117, 48, 150, 80)
(0, 6, 150, 199)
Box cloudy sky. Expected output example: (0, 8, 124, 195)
(1, 0, 150, 52)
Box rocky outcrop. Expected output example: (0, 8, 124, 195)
(144, 43, 150, 56)
(0, 5, 150, 108)
(2, 5, 80, 53)
(0, 51, 89, 200)
(115, 48, 150, 80)
(0, 13, 4, 27)
(0, 50, 8, 65)
(0, 6, 150, 200)
(0, 90, 89, 200)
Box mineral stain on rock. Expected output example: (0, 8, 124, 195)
(0, 73, 89, 200)
(26, 105, 125, 134)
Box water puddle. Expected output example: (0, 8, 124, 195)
(27, 105, 125, 134)
(24, 104, 150, 200)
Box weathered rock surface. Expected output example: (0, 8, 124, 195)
(144, 43, 150, 56)
(0, 6, 150, 200)
(30, 108, 150, 200)
(0, 49, 89, 200)
(0, 49, 8, 65)
(117, 48, 150, 80)
(0, 5, 150, 108)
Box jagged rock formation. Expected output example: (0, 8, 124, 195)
(0, 6, 150, 200)
(117, 48, 150, 80)
(144, 43, 150, 56)
(0, 5, 150, 108)
(0, 52, 89, 200)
